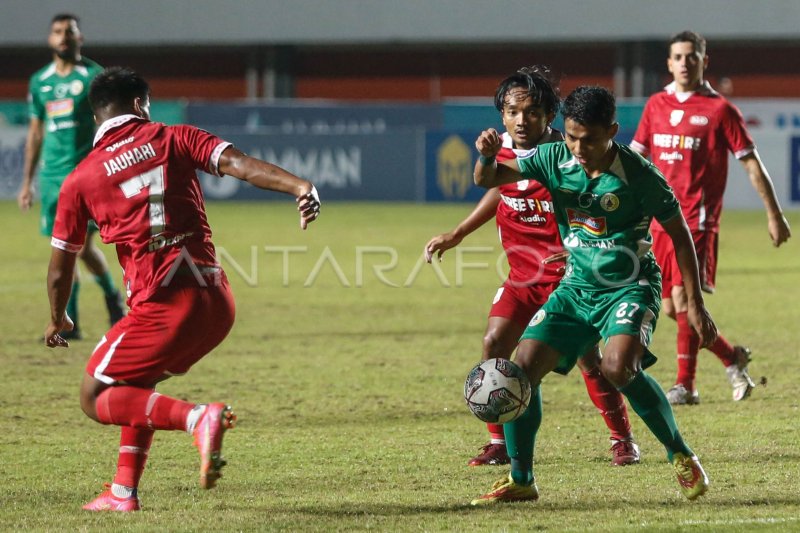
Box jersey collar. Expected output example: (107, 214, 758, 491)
(664, 80, 718, 97)
(93, 114, 142, 146)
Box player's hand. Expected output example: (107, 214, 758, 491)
(424, 232, 463, 263)
(767, 213, 791, 247)
(688, 304, 717, 348)
(44, 314, 74, 348)
(542, 250, 569, 264)
(475, 128, 502, 158)
(542, 250, 569, 274)
(297, 186, 321, 230)
(17, 185, 33, 211)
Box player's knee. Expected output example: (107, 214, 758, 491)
(79, 390, 101, 422)
(576, 345, 601, 372)
(599, 357, 636, 389)
(662, 298, 677, 320)
(482, 329, 512, 360)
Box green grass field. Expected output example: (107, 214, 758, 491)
(1, 200, 798, 532)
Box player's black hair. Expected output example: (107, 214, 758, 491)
(51, 13, 80, 27)
(494, 65, 560, 116)
(89, 67, 150, 112)
(669, 30, 706, 56)
(561, 86, 616, 128)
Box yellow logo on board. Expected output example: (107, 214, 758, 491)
(436, 135, 472, 199)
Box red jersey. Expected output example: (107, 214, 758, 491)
(51, 115, 231, 306)
(496, 130, 563, 285)
(631, 81, 754, 233)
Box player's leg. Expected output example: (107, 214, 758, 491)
(652, 231, 700, 404)
(468, 284, 535, 467)
(471, 338, 561, 505)
(78, 225, 126, 326)
(667, 285, 702, 405)
(602, 333, 708, 500)
(472, 287, 594, 505)
(576, 346, 639, 465)
(468, 314, 528, 466)
(695, 231, 755, 401)
(81, 280, 236, 511)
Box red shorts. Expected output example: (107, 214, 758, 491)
(652, 230, 718, 298)
(488, 280, 560, 327)
(87, 274, 236, 386)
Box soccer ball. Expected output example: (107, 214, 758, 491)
(464, 358, 531, 424)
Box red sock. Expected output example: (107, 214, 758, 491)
(486, 423, 505, 444)
(113, 426, 155, 489)
(708, 334, 736, 367)
(675, 312, 701, 391)
(95, 386, 195, 431)
(581, 366, 632, 441)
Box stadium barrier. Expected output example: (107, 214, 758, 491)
(0, 100, 798, 206)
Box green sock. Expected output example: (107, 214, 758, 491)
(66, 281, 80, 330)
(93, 271, 118, 297)
(504, 384, 542, 486)
(618, 371, 692, 461)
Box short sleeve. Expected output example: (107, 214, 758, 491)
(51, 174, 89, 253)
(637, 163, 681, 223)
(630, 99, 653, 155)
(27, 78, 44, 120)
(720, 101, 755, 159)
(515, 144, 551, 189)
(170, 125, 232, 176)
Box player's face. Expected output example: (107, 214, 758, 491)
(501, 88, 554, 150)
(564, 118, 618, 174)
(668, 41, 707, 92)
(48, 19, 82, 60)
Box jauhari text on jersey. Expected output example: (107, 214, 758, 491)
(103, 142, 156, 176)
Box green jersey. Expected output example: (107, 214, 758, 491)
(517, 142, 681, 291)
(27, 57, 103, 180)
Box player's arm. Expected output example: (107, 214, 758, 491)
(425, 188, 500, 262)
(218, 146, 320, 229)
(738, 151, 791, 247)
(45, 247, 78, 348)
(473, 128, 523, 188)
(659, 213, 718, 346)
(18, 117, 44, 211)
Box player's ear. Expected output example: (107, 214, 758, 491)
(609, 122, 619, 139)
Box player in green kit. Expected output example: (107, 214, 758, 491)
(471, 86, 717, 504)
(17, 14, 125, 338)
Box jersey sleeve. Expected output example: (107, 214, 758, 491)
(515, 145, 551, 189)
(720, 101, 755, 159)
(636, 163, 682, 223)
(630, 98, 653, 155)
(50, 174, 89, 253)
(27, 77, 44, 120)
(170, 125, 232, 177)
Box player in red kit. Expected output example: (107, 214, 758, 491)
(631, 31, 791, 405)
(425, 67, 640, 467)
(45, 67, 321, 512)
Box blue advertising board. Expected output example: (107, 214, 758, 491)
(425, 130, 485, 202)
(791, 136, 800, 202)
(187, 102, 442, 133)
(199, 131, 423, 201)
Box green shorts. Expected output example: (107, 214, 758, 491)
(39, 176, 98, 237)
(520, 280, 661, 375)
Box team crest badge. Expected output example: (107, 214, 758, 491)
(529, 309, 546, 327)
(600, 193, 619, 211)
(70, 80, 84, 96)
(516, 179, 529, 191)
(669, 109, 684, 127)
